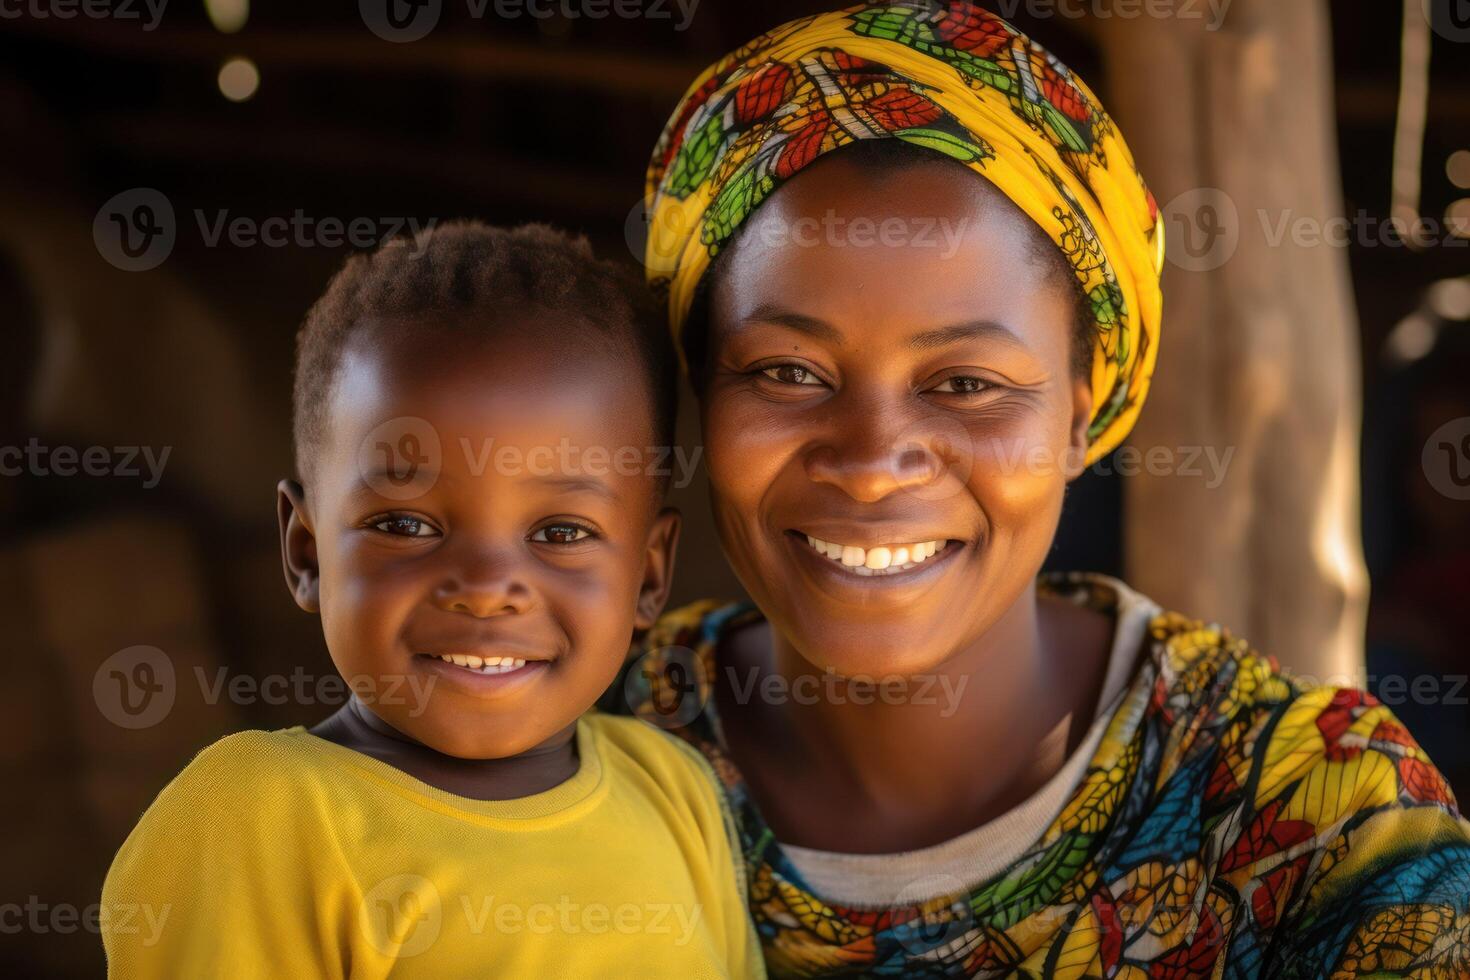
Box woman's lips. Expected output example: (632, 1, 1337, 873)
(782, 529, 965, 596)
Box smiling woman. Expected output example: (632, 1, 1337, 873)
(617, 2, 1470, 976)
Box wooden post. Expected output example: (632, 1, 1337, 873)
(1093, 0, 1369, 684)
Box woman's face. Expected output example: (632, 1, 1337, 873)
(703, 153, 1093, 677)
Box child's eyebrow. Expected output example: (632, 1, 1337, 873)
(535, 474, 619, 500)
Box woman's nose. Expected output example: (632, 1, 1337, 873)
(803, 406, 955, 503)
(430, 545, 535, 618)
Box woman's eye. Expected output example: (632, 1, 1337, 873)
(532, 524, 591, 544)
(761, 364, 824, 386)
(373, 515, 438, 537)
(933, 376, 989, 394)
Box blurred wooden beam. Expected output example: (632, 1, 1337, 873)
(1097, 0, 1369, 685)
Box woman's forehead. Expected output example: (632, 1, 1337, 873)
(710, 158, 1073, 351)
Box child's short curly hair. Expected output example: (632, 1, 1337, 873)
(292, 220, 676, 483)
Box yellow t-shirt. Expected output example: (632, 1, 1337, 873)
(101, 712, 763, 979)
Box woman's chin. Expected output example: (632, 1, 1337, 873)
(774, 617, 969, 682)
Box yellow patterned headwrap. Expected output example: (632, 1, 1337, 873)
(644, 0, 1164, 463)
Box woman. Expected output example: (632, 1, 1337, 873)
(620, 2, 1470, 976)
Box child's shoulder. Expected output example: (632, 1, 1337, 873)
(582, 712, 725, 804)
(584, 711, 707, 770)
(129, 728, 332, 836)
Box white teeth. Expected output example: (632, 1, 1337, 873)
(433, 654, 531, 674)
(801, 536, 948, 573)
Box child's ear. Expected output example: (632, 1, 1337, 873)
(634, 506, 682, 631)
(277, 479, 321, 613)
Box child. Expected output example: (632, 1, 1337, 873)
(101, 222, 762, 978)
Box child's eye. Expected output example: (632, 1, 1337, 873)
(372, 514, 439, 537)
(761, 364, 825, 386)
(931, 376, 990, 394)
(531, 523, 593, 545)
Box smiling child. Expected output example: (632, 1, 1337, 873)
(101, 221, 761, 978)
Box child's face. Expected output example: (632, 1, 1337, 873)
(279, 314, 678, 759)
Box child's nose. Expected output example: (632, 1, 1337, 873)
(430, 545, 535, 618)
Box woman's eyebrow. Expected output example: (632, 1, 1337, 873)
(907, 320, 1023, 352)
(741, 304, 843, 343)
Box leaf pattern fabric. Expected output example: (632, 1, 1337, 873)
(616, 574, 1470, 977)
(643, 0, 1165, 463)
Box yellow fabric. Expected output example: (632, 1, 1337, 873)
(644, 1, 1165, 462)
(101, 713, 763, 979)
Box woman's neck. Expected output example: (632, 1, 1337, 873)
(721, 582, 1113, 853)
(309, 697, 579, 801)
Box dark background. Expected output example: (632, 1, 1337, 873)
(1, 3, 1467, 975)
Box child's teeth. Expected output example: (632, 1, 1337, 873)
(435, 654, 530, 673)
(804, 536, 946, 571)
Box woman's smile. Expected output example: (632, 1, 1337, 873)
(781, 527, 969, 602)
(792, 530, 954, 574)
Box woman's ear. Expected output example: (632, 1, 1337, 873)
(1066, 375, 1094, 481)
(277, 479, 321, 613)
(634, 507, 682, 631)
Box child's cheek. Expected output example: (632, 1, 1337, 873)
(319, 537, 425, 673)
(537, 552, 643, 674)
